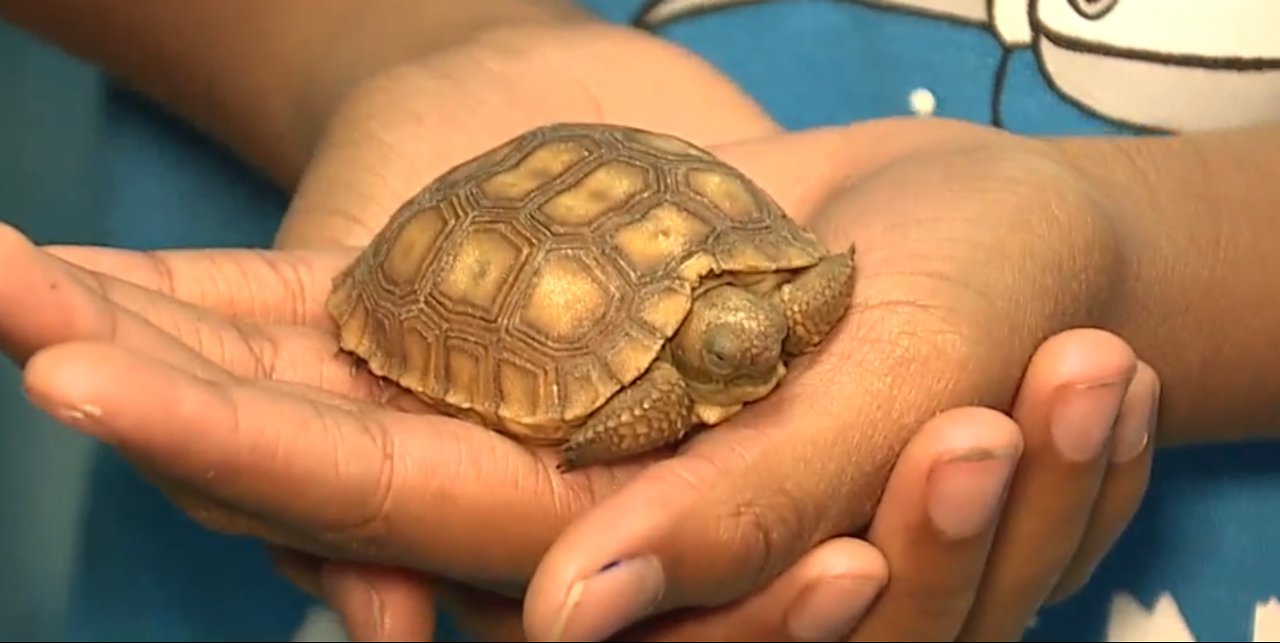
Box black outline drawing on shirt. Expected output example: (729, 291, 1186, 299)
(629, 0, 1280, 134)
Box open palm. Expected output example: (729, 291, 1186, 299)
(3, 23, 785, 594)
(0, 119, 908, 588)
(1, 226, 653, 593)
(0, 24, 825, 640)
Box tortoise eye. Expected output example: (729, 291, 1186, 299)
(1067, 0, 1120, 19)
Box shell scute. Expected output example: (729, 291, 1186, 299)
(327, 122, 829, 440)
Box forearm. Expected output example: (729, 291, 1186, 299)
(0, 0, 590, 187)
(1052, 124, 1280, 446)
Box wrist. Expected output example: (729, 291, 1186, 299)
(1046, 127, 1280, 446)
(1046, 136, 1197, 443)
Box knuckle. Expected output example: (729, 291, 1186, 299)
(721, 497, 779, 581)
(639, 452, 819, 601)
(715, 486, 813, 593)
(643, 457, 745, 571)
(323, 414, 400, 550)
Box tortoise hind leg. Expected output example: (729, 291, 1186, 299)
(558, 361, 697, 472)
(776, 244, 857, 357)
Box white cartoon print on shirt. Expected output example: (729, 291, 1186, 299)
(633, 0, 1280, 132)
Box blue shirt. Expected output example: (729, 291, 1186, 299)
(9, 1, 1280, 640)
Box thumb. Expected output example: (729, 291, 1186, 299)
(521, 381, 888, 642)
(518, 240, 982, 642)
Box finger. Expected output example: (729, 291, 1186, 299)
(0, 224, 434, 538)
(143, 471, 297, 541)
(43, 241, 356, 327)
(0, 262, 318, 548)
(4, 221, 421, 422)
(1047, 360, 1159, 601)
(434, 583, 529, 642)
(618, 537, 887, 642)
(51, 250, 421, 409)
(20, 340, 619, 589)
(43, 233, 443, 417)
(847, 407, 1023, 642)
(0, 223, 223, 373)
(272, 549, 441, 642)
(956, 328, 1138, 641)
(0, 223, 275, 539)
(0, 224, 326, 538)
(323, 561, 437, 642)
(439, 539, 889, 643)
(0, 224, 266, 389)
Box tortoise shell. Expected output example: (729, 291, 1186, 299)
(326, 122, 828, 443)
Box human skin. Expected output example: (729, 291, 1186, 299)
(0, 150, 1157, 642)
(4, 1, 1272, 641)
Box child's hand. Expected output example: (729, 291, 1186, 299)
(308, 328, 1157, 642)
(617, 330, 1159, 643)
(518, 120, 1148, 640)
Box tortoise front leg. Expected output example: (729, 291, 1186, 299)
(558, 361, 697, 472)
(776, 244, 857, 357)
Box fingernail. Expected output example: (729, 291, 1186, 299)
(927, 448, 1017, 540)
(1051, 381, 1123, 463)
(58, 404, 97, 425)
(786, 575, 884, 641)
(49, 402, 112, 441)
(1112, 383, 1158, 463)
(55, 402, 102, 428)
(549, 556, 665, 642)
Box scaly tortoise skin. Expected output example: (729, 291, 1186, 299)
(326, 122, 856, 471)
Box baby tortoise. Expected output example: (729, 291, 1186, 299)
(326, 122, 856, 471)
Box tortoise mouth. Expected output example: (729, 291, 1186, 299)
(684, 363, 786, 407)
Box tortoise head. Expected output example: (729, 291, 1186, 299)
(669, 284, 788, 405)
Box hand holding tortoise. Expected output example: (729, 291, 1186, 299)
(6, 2, 1274, 640)
(1, 114, 1153, 641)
(517, 118, 1158, 641)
